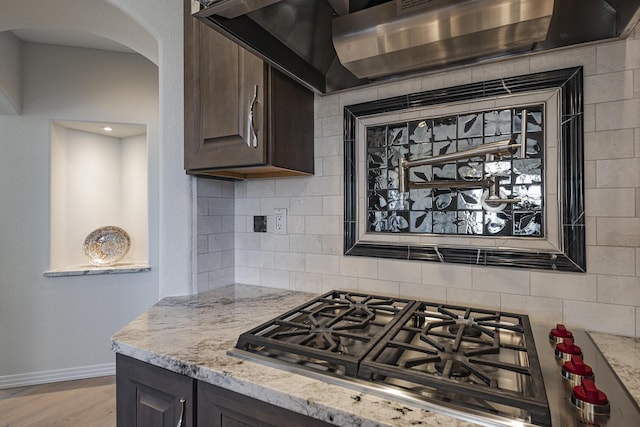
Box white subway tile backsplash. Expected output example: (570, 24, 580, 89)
(596, 38, 640, 74)
(584, 129, 635, 160)
(288, 215, 306, 234)
(446, 288, 500, 310)
(595, 99, 640, 131)
(596, 158, 640, 188)
(197, 252, 221, 273)
(246, 180, 275, 198)
(357, 278, 400, 296)
(586, 217, 597, 246)
(197, 197, 208, 216)
(472, 267, 530, 295)
(197, 216, 221, 235)
(260, 197, 290, 214)
(378, 259, 421, 284)
(235, 266, 260, 285)
(314, 93, 341, 118)
(322, 196, 343, 216)
(399, 282, 447, 302)
(585, 188, 636, 217)
(235, 198, 260, 215)
(290, 234, 322, 254)
(290, 271, 323, 293)
(274, 252, 306, 272)
(421, 263, 472, 288)
(209, 198, 234, 216)
(322, 155, 343, 176)
(500, 294, 563, 326)
(261, 269, 290, 289)
(197, 235, 208, 254)
(470, 57, 530, 83)
(275, 178, 307, 197)
(208, 233, 234, 251)
(306, 175, 342, 196)
(597, 217, 640, 247)
(306, 254, 340, 274)
(587, 246, 636, 276)
(563, 300, 636, 335)
(318, 115, 342, 137)
(529, 45, 597, 76)
(531, 271, 597, 301)
(260, 234, 290, 252)
(235, 232, 261, 250)
(289, 196, 323, 215)
(377, 78, 422, 99)
(584, 161, 596, 189)
(315, 135, 342, 157)
(306, 215, 341, 235)
(420, 68, 472, 90)
(222, 216, 234, 233)
(597, 275, 640, 306)
(321, 235, 343, 255)
(339, 257, 378, 279)
(584, 71, 634, 104)
(321, 274, 358, 293)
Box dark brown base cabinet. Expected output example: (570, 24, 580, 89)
(184, 0, 314, 180)
(116, 354, 332, 427)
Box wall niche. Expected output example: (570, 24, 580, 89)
(45, 120, 150, 276)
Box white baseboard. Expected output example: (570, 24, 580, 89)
(0, 363, 115, 389)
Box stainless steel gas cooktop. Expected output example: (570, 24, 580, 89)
(229, 290, 640, 426)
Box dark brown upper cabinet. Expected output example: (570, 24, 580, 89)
(184, 1, 314, 179)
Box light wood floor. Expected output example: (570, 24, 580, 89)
(0, 376, 116, 427)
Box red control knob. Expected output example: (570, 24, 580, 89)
(573, 379, 609, 406)
(563, 355, 593, 377)
(549, 324, 573, 343)
(555, 338, 582, 361)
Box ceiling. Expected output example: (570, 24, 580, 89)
(10, 27, 135, 53)
(55, 120, 147, 138)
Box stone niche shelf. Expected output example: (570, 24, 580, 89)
(43, 263, 151, 277)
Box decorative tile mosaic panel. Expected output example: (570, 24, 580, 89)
(366, 105, 544, 237)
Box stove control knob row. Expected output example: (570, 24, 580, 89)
(548, 325, 612, 423)
(549, 323, 573, 344)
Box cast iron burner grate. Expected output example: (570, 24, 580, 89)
(358, 301, 550, 425)
(235, 290, 414, 376)
(234, 291, 551, 426)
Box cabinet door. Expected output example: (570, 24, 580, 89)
(184, 4, 266, 171)
(197, 381, 332, 427)
(116, 354, 193, 427)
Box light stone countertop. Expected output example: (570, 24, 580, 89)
(589, 332, 640, 407)
(111, 284, 640, 426)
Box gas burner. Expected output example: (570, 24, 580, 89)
(448, 323, 482, 338)
(435, 358, 472, 378)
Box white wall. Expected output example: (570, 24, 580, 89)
(0, 44, 161, 386)
(0, 0, 192, 386)
(210, 27, 640, 337)
(0, 30, 21, 114)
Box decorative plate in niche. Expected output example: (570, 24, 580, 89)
(84, 226, 131, 266)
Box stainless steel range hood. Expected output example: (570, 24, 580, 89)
(194, 0, 640, 94)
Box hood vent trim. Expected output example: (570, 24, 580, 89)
(333, 0, 555, 79)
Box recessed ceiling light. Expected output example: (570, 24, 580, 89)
(103, 126, 113, 132)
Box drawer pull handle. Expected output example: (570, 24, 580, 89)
(176, 398, 186, 427)
(248, 84, 259, 148)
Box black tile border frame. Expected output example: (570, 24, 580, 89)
(343, 67, 585, 272)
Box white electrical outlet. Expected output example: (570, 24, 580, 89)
(274, 208, 287, 235)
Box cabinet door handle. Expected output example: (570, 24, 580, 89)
(176, 398, 186, 427)
(247, 84, 259, 148)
